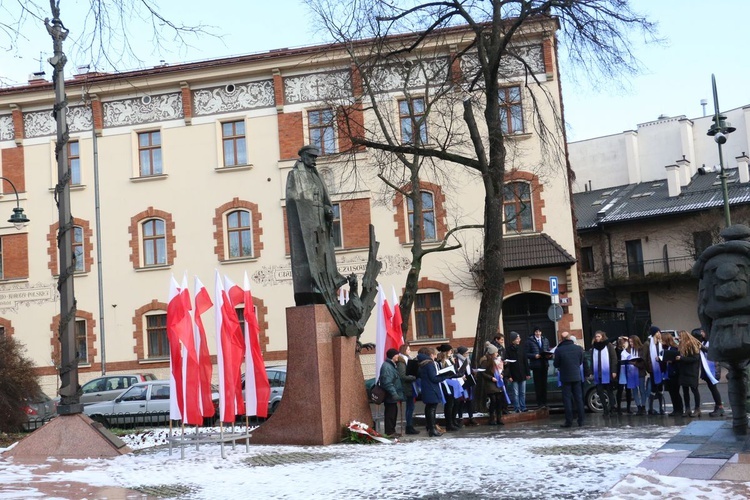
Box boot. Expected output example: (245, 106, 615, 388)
(427, 407, 442, 437)
(709, 405, 725, 417)
(636, 405, 646, 416)
(496, 410, 505, 426)
(658, 394, 666, 415)
(694, 406, 701, 418)
(625, 395, 633, 414)
(647, 395, 657, 415)
(405, 426, 420, 435)
(466, 418, 478, 426)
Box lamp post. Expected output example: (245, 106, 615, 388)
(0, 177, 30, 229)
(706, 74, 736, 228)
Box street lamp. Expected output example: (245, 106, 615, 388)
(0, 177, 30, 230)
(706, 74, 735, 228)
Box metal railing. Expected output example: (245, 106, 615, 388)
(604, 255, 695, 283)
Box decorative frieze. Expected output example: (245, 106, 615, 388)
(0, 282, 57, 313)
(102, 93, 183, 128)
(368, 57, 450, 93)
(461, 44, 544, 81)
(22, 106, 93, 138)
(193, 80, 275, 115)
(0, 115, 12, 141)
(283, 70, 351, 104)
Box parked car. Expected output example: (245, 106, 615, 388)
(241, 366, 286, 416)
(525, 355, 604, 412)
(79, 373, 156, 406)
(22, 392, 57, 431)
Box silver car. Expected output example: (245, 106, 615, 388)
(79, 373, 156, 406)
(84, 380, 172, 428)
(23, 392, 57, 431)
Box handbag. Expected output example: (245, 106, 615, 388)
(369, 382, 387, 404)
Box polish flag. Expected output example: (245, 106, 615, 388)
(179, 274, 203, 425)
(193, 277, 215, 418)
(167, 277, 185, 421)
(390, 286, 404, 351)
(243, 272, 271, 418)
(374, 285, 389, 380)
(224, 275, 246, 418)
(215, 271, 245, 423)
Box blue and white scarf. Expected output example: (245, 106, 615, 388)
(700, 351, 719, 385)
(494, 368, 512, 404)
(592, 346, 611, 385)
(649, 337, 664, 384)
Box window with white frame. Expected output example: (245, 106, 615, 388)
(407, 191, 437, 241)
(68, 140, 81, 185)
(399, 97, 427, 145)
(138, 131, 162, 176)
(414, 291, 443, 340)
(146, 313, 168, 358)
(222, 120, 247, 166)
(331, 203, 342, 248)
(499, 86, 523, 134)
(308, 109, 336, 155)
(142, 219, 166, 266)
(75, 319, 87, 363)
(503, 181, 533, 233)
(73, 226, 84, 272)
(227, 209, 253, 258)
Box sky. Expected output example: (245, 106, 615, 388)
(0, 0, 748, 142)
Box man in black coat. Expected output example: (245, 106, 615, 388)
(554, 331, 588, 427)
(525, 326, 551, 407)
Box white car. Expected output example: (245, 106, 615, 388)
(83, 380, 172, 428)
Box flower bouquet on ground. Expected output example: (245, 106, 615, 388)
(343, 421, 395, 444)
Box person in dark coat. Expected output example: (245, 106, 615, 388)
(525, 326, 551, 408)
(417, 347, 451, 437)
(453, 346, 477, 426)
(662, 333, 684, 417)
(491, 333, 506, 360)
(554, 331, 588, 427)
(698, 329, 725, 417)
(505, 331, 530, 412)
(379, 348, 405, 436)
(676, 330, 702, 417)
(397, 344, 419, 434)
(644, 326, 666, 415)
(479, 342, 506, 425)
(589, 330, 618, 416)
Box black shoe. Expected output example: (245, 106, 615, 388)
(560, 423, 572, 428)
(709, 407, 725, 417)
(578, 421, 584, 427)
(428, 430, 443, 437)
(497, 421, 505, 426)
(446, 425, 459, 432)
(405, 427, 420, 435)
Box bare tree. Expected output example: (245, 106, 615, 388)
(307, 0, 657, 357)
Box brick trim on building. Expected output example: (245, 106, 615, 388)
(406, 277, 456, 342)
(2, 233, 28, 280)
(393, 181, 448, 244)
(542, 38, 555, 78)
(0, 317, 14, 337)
(132, 299, 167, 360)
(128, 207, 176, 269)
(213, 198, 264, 261)
(47, 217, 94, 275)
(50, 309, 97, 366)
(339, 198, 371, 248)
(180, 82, 193, 125)
(91, 97, 104, 134)
(1, 146, 25, 193)
(10, 106, 23, 145)
(504, 170, 546, 232)
(278, 111, 304, 160)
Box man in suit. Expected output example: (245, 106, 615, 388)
(525, 326, 551, 408)
(554, 331, 588, 427)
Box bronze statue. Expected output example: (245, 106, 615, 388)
(285, 145, 381, 337)
(694, 224, 750, 434)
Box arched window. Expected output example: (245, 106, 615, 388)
(142, 219, 166, 266)
(407, 191, 436, 241)
(227, 210, 253, 258)
(503, 182, 533, 233)
(73, 226, 84, 272)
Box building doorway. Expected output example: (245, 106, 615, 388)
(502, 292, 555, 347)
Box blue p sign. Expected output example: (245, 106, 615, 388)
(549, 276, 558, 296)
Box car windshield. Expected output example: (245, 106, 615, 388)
(120, 385, 148, 401)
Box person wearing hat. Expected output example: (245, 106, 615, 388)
(505, 331, 531, 412)
(286, 144, 347, 306)
(379, 348, 405, 437)
(479, 342, 506, 425)
(416, 347, 453, 437)
(525, 326, 552, 408)
(436, 344, 460, 431)
(453, 346, 477, 426)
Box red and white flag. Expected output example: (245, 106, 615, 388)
(243, 272, 271, 418)
(167, 277, 184, 421)
(214, 271, 245, 423)
(390, 286, 404, 351)
(374, 284, 390, 380)
(224, 275, 246, 418)
(193, 276, 215, 418)
(179, 274, 203, 425)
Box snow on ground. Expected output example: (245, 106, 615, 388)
(0, 424, 697, 499)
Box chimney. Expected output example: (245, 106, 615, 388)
(738, 153, 750, 184)
(676, 156, 691, 186)
(28, 71, 46, 85)
(665, 164, 681, 197)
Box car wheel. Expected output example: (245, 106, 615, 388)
(90, 415, 110, 428)
(270, 401, 280, 414)
(585, 389, 606, 413)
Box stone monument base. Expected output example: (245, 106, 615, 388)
(251, 304, 373, 446)
(2, 413, 131, 459)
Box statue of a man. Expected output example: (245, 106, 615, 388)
(694, 224, 750, 435)
(286, 145, 348, 306)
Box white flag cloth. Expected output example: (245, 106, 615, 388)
(374, 285, 388, 382)
(167, 276, 182, 421)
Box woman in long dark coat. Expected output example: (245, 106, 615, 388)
(676, 330, 702, 417)
(417, 347, 451, 437)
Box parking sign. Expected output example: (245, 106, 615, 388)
(549, 276, 558, 296)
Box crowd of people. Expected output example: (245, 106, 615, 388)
(376, 326, 725, 437)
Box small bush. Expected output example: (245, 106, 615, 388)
(0, 336, 43, 432)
